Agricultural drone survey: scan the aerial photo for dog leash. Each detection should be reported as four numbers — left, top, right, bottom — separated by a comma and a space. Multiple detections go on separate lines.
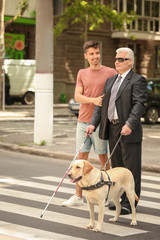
102, 134, 122, 171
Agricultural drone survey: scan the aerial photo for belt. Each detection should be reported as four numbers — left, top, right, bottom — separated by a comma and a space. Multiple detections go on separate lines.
110, 119, 119, 125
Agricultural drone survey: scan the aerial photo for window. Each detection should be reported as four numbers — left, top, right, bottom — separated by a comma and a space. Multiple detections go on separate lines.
138, 19, 142, 31
144, 0, 150, 16
155, 21, 159, 32
152, 1, 159, 17
150, 21, 154, 31
144, 0, 160, 17
147, 81, 160, 95
136, 0, 142, 15
144, 20, 148, 31
120, 0, 123, 12
155, 46, 160, 69
111, 0, 160, 33
53, 0, 63, 16
127, 0, 134, 13
112, 0, 118, 10
112, 0, 160, 17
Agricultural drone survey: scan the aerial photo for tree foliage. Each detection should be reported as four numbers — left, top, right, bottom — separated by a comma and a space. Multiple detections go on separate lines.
5, 0, 29, 28
54, 0, 136, 40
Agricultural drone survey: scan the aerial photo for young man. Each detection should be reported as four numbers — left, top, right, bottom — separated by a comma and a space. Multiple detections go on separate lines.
62, 40, 117, 206
86, 47, 148, 214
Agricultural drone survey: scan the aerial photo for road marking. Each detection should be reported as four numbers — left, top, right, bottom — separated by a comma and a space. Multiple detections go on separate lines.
34, 174, 160, 183
0, 202, 147, 237
138, 199, 160, 210
0, 174, 159, 239
0, 221, 86, 240
141, 190, 160, 199
0, 178, 75, 195
141, 175, 160, 182
0, 188, 159, 225
32, 175, 160, 190
1, 177, 160, 200
141, 181, 160, 190
32, 176, 72, 184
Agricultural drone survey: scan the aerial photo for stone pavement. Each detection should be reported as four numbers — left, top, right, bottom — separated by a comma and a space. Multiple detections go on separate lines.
0, 104, 160, 173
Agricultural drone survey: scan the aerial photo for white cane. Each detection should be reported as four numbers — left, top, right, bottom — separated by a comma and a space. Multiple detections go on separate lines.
40, 136, 89, 218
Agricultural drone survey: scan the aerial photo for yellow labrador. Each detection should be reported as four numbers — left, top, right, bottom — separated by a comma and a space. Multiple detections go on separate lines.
68, 160, 138, 232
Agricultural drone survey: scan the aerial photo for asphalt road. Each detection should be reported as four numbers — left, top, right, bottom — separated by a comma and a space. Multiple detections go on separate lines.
0, 150, 159, 240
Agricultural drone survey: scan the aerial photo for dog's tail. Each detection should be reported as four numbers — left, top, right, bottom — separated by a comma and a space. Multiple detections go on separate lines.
135, 193, 139, 202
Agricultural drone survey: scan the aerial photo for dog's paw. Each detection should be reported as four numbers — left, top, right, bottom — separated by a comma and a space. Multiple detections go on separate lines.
86, 224, 94, 229
93, 227, 101, 232
109, 217, 118, 223
130, 220, 137, 226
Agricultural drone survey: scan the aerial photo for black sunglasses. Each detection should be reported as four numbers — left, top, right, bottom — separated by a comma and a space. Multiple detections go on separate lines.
115, 58, 130, 62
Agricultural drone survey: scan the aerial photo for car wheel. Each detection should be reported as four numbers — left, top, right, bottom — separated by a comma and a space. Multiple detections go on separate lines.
144, 107, 159, 124
22, 92, 34, 105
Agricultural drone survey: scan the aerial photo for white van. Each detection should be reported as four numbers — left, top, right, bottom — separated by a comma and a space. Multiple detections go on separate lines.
3, 59, 36, 105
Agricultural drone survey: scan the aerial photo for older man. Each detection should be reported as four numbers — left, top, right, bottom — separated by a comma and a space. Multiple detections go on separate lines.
86, 47, 148, 214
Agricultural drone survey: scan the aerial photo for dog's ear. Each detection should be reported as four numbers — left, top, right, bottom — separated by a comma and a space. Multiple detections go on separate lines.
83, 161, 94, 175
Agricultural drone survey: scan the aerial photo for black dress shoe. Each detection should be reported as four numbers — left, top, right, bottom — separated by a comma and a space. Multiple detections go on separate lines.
120, 207, 131, 215
108, 202, 116, 210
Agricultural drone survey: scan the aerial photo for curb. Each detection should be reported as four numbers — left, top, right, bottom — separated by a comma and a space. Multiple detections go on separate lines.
0, 113, 73, 119
0, 142, 99, 164
0, 142, 160, 173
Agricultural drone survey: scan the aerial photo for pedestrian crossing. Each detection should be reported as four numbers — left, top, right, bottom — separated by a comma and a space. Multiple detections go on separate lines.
0, 174, 160, 240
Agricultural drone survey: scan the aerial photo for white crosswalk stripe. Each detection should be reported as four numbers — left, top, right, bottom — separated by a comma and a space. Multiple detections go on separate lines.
0, 174, 159, 240
0, 188, 159, 225
0, 221, 86, 240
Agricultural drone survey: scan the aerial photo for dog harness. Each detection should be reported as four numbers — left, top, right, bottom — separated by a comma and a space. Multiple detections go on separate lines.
81, 171, 116, 201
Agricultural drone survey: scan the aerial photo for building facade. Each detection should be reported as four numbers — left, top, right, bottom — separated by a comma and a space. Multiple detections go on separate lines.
4, 0, 160, 103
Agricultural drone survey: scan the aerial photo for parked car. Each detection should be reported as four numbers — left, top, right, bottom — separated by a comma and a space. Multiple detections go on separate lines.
68, 98, 79, 117
68, 78, 160, 124
143, 78, 160, 124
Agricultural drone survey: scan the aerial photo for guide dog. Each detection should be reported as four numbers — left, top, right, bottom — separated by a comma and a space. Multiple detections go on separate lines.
68, 160, 138, 232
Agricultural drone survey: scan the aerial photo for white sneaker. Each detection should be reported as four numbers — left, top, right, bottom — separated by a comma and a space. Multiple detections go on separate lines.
62, 195, 84, 207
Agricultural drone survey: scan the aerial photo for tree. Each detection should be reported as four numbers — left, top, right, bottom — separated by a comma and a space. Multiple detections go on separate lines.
5, 0, 28, 28
0, 0, 29, 108
54, 0, 136, 43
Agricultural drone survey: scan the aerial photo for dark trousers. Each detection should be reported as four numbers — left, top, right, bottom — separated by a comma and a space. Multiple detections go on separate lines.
108, 122, 141, 208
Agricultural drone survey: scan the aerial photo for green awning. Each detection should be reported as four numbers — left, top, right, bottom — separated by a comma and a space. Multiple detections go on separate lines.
4, 16, 36, 25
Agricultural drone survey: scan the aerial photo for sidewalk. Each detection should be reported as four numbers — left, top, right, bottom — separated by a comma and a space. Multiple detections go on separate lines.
0, 104, 160, 173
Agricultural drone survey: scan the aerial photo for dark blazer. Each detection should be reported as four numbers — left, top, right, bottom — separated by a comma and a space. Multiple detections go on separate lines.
90, 70, 148, 143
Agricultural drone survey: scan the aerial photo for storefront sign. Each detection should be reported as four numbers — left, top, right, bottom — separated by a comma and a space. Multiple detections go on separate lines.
5, 33, 25, 59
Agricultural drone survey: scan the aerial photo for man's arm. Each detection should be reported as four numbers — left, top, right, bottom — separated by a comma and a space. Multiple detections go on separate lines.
86, 104, 102, 137
74, 86, 104, 106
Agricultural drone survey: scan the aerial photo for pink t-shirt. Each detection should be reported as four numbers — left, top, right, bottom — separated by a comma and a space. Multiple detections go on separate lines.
76, 65, 117, 123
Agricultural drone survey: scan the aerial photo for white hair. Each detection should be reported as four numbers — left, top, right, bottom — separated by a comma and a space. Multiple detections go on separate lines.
116, 47, 134, 67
